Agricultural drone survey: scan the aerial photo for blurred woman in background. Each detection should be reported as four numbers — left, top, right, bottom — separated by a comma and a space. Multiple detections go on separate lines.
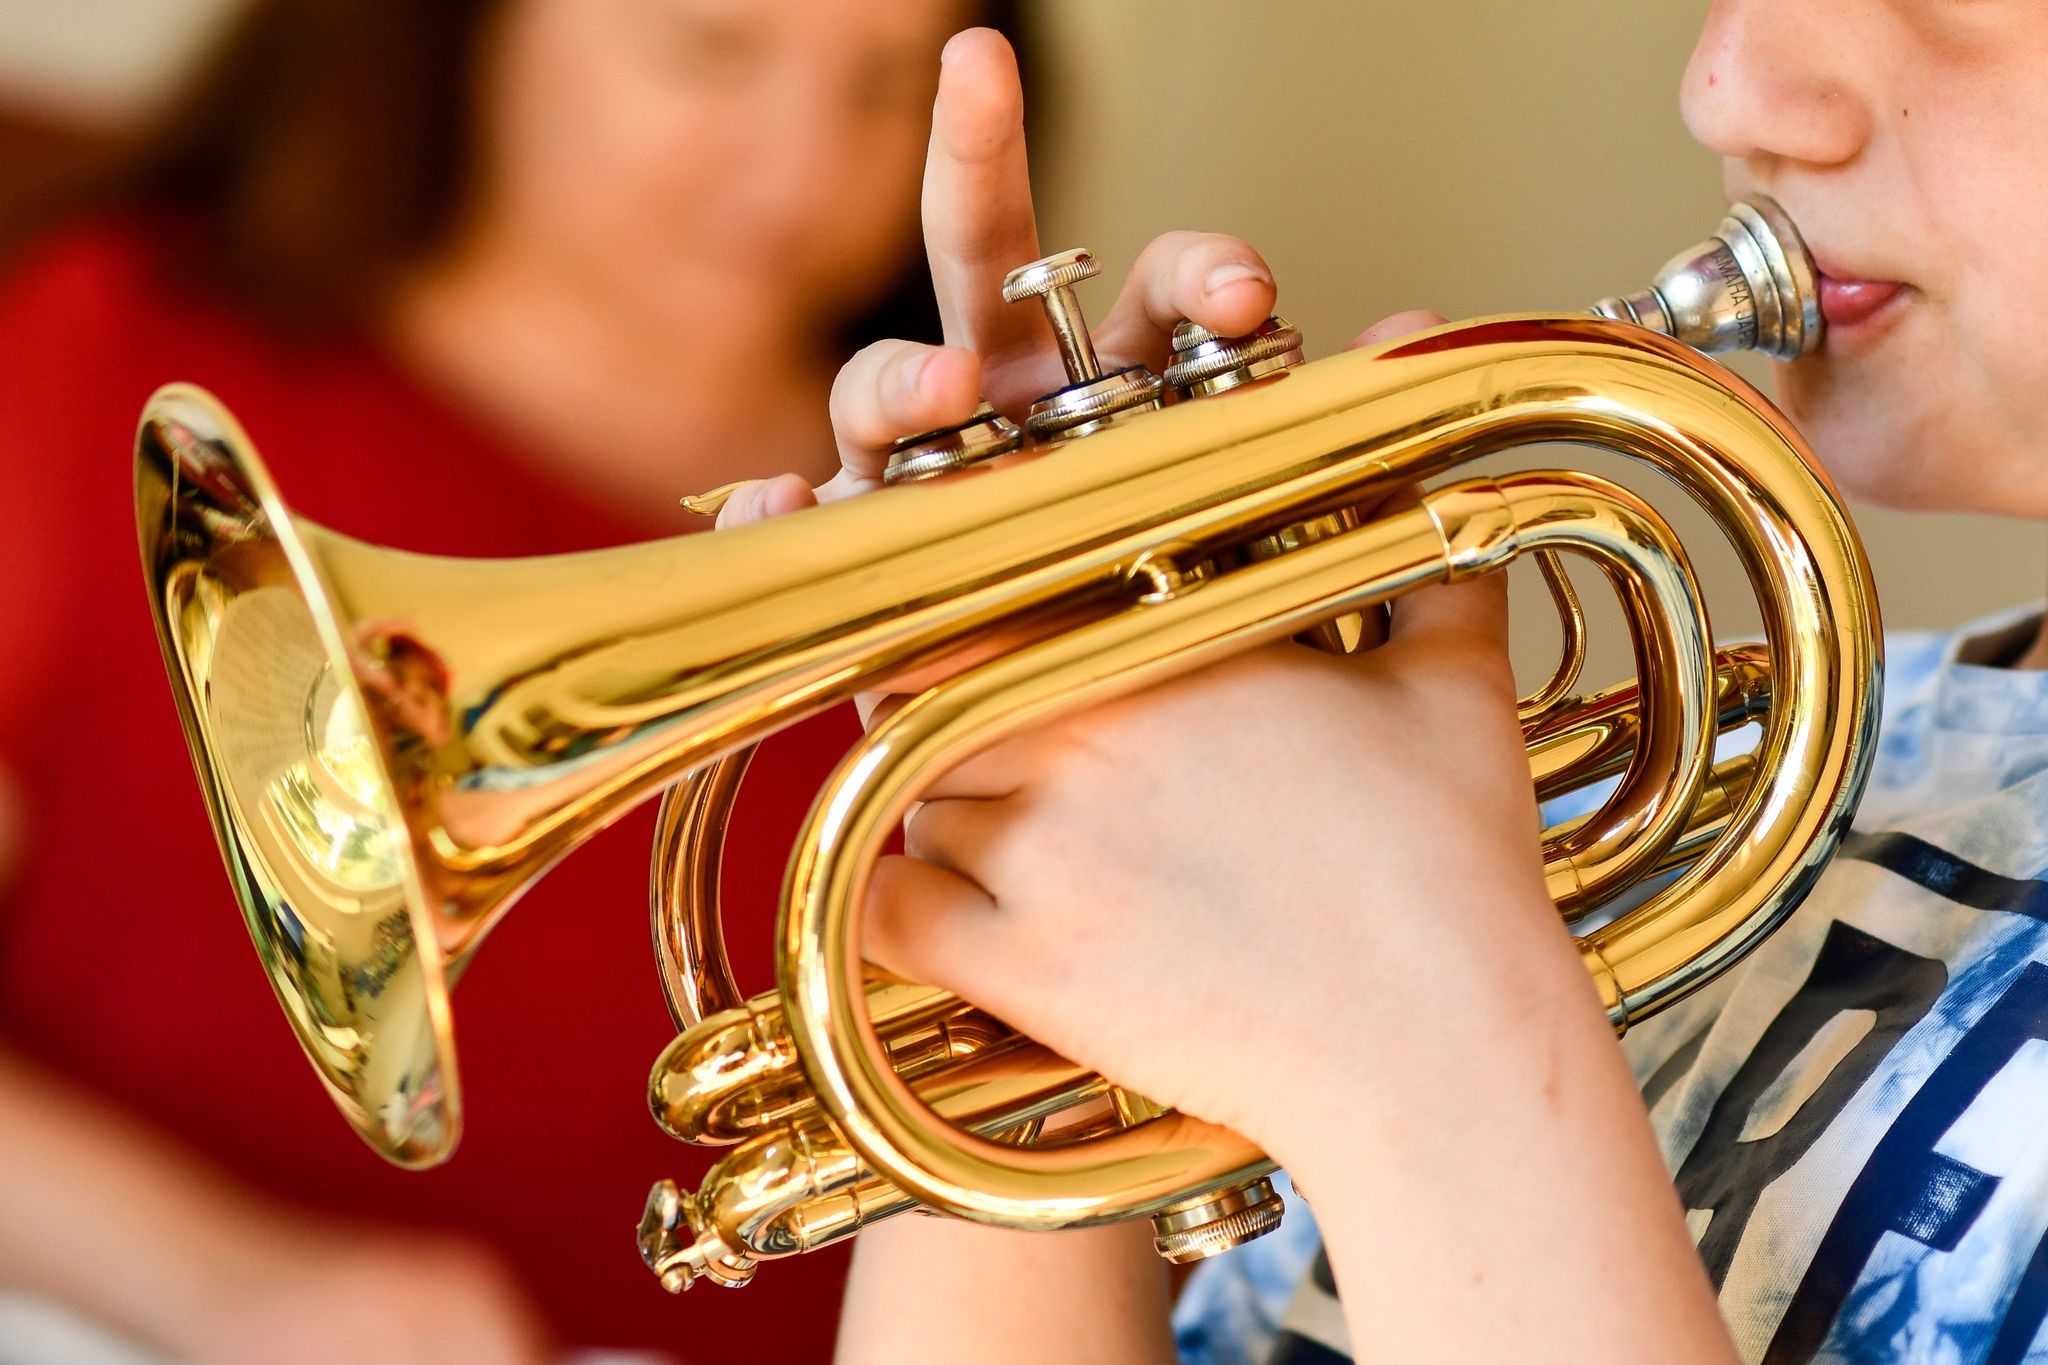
0, 0, 1018, 1359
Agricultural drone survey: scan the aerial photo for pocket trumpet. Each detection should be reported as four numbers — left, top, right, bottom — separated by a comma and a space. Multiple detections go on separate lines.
135, 197, 1878, 1292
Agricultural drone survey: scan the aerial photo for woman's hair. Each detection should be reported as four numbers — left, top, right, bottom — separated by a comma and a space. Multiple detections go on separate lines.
117, 0, 491, 331
32, 0, 1029, 340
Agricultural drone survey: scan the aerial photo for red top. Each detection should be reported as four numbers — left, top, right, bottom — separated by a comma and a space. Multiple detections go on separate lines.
0, 220, 853, 1357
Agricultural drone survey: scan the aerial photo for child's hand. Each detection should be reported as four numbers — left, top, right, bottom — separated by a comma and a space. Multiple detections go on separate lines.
863, 577, 1580, 1172
708, 26, 1276, 529
702, 27, 1583, 1185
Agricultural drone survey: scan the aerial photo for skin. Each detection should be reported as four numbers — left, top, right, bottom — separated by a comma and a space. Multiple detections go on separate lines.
389, 0, 970, 515
1681, 0, 2048, 665
0, 1, 965, 1359
1686, 0, 2048, 530
723, 5, 2048, 1358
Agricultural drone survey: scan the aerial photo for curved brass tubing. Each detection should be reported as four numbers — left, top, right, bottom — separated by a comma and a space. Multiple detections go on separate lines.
1527, 643, 1772, 800
650, 977, 1006, 1146
641, 1036, 1108, 1290
650, 749, 754, 1029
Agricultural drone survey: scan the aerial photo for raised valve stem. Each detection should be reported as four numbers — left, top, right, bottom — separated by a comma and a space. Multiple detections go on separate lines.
1003, 248, 1105, 383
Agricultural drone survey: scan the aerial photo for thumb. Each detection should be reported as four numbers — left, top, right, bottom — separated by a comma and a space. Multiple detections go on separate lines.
711, 472, 817, 530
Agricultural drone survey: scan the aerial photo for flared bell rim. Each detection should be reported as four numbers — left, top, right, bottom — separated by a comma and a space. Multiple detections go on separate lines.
133, 382, 461, 1168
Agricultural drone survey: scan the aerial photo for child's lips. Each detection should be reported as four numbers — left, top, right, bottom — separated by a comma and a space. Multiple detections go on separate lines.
1817, 273, 1906, 333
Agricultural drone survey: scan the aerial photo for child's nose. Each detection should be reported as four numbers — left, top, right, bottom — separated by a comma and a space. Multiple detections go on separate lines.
1681, 0, 1872, 170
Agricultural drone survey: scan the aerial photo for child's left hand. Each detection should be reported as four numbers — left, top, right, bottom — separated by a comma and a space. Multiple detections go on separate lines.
703, 25, 1603, 1178
857, 575, 1584, 1172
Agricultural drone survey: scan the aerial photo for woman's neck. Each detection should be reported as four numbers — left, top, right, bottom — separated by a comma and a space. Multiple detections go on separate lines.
383, 231, 840, 525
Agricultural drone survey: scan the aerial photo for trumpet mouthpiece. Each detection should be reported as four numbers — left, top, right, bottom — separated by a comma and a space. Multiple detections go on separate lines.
1592, 196, 1822, 361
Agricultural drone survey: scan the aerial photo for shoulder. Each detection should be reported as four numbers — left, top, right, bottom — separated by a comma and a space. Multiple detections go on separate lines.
1881, 626, 1958, 704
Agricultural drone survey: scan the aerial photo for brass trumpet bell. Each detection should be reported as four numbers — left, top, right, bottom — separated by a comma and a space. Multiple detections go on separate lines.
136, 394, 460, 1166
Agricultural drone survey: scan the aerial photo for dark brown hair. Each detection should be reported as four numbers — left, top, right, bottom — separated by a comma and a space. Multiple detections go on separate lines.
28, 0, 1029, 342
107, 0, 494, 332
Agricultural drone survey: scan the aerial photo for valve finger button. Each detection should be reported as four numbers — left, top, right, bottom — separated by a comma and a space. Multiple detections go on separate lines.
1000, 246, 1102, 301
1165, 316, 1306, 396
1026, 366, 1165, 443
1003, 248, 1106, 386
883, 403, 1023, 486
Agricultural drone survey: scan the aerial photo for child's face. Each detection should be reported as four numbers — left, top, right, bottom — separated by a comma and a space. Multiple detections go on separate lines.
1683, 0, 2048, 516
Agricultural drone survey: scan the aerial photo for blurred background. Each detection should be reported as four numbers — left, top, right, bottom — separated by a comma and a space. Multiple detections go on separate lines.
0, 3, 2035, 1363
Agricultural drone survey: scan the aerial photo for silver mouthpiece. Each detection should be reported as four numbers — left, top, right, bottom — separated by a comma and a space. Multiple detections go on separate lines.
1592, 196, 1822, 361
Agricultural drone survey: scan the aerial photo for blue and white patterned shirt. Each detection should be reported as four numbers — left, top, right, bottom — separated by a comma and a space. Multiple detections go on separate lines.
1176, 607, 2048, 1364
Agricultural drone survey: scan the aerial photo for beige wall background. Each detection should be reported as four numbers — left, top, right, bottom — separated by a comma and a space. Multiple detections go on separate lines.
1, 0, 2038, 678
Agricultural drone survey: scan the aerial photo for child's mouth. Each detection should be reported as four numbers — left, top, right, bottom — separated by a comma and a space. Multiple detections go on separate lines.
1816, 273, 1906, 333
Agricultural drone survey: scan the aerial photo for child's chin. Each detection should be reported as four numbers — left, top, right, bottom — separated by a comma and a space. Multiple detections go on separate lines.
1772, 399, 1919, 508
1773, 366, 1923, 504
1776, 345, 2045, 516
1801, 424, 1985, 513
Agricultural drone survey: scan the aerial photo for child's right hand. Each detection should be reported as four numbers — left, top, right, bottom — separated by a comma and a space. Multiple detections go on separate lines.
746, 28, 1733, 1365
705, 11, 1575, 1179
705, 26, 1279, 529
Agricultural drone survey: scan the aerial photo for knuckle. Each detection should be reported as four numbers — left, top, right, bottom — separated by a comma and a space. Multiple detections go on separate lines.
832, 341, 922, 439
1134, 227, 1206, 264
903, 800, 960, 864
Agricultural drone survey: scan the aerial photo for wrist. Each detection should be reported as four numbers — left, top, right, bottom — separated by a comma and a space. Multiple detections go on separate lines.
1257, 901, 1616, 1179
1262, 973, 1733, 1364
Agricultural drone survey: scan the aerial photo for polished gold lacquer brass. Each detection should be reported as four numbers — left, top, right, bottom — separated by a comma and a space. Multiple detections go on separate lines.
136, 197, 1879, 1293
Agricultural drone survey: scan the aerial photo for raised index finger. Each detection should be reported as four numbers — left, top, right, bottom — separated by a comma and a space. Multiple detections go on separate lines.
923, 29, 1043, 359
